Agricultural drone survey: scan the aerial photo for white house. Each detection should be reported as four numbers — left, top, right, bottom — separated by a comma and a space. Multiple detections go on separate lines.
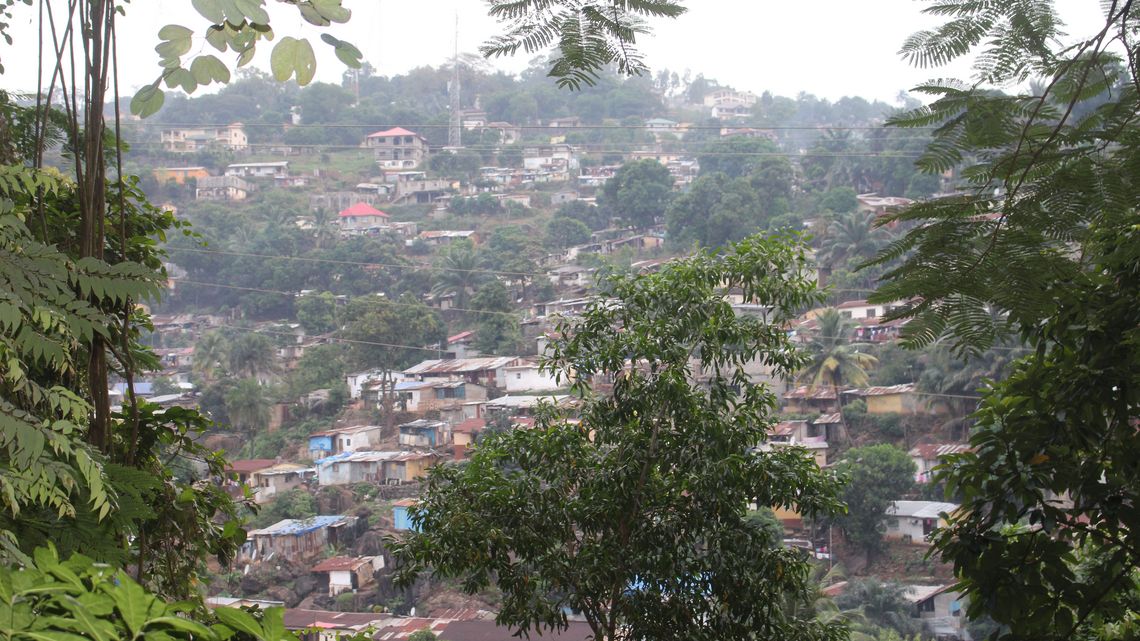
503, 362, 563, 393
909, 443, 972, 483
884, 501, 959, 543
225, 161, 290, 179
307, 424, 384, 459
905, 585, 967, 639
310, 556, 383, 597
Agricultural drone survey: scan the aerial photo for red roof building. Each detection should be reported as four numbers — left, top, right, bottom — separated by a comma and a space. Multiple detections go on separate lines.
338, 202, 388, 219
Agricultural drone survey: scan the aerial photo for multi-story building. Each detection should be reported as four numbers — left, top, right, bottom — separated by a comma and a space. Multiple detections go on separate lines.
160, 123, 247, 152
364, 127, 428, 169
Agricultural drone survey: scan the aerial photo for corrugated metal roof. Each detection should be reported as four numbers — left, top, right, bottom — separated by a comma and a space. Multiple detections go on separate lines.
783, 386, 841, 400
484, 394, 571, 409
310, 555, 374, 572
886, 500, 959, 519
909, 443, 971, 460
404, 357, 519, 375
855, 383, 917, 396
315, 450, 435, 466
309, 424, 382, 437
227, 459, 276, 474
903, 584, 953, 604
249, 515, 352, 537
813, 413, 843, 424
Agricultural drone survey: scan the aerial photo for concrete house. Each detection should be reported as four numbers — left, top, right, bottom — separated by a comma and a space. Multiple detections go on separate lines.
905, 585, 967, 639
452, 418, 485, 447
503, 362, 563, 393
161, 123, 247, 152
393, 379, 484, 413
315, 450, 440, 485
757, 437, 829, 468
308, 424, 384, 460
248, 463, 315, 504
226, 161, 289, 179
226, 459, 276, 486
337, 202, 389, 232
884, 501, 959, 544
240, 515, 359, 563
195, 175, 252, 201
364, 127, 428, 169
398, 419, 451, 449
909, 443, 972, 483
311, 556, 383, 597
418, 230, 479, 246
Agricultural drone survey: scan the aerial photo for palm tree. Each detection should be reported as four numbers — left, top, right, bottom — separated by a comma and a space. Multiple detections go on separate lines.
800, 309, 878, 392
817, 211, 885, 270
918, 338, 1027, 438
224, 377, 271, 448
192, 330, 229, 384
226, 333, 277, 381
430, 240, 485, 311
798, 309, 878, 441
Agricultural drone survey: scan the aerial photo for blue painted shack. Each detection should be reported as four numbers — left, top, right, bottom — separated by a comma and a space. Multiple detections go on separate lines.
392, 499, 418, 531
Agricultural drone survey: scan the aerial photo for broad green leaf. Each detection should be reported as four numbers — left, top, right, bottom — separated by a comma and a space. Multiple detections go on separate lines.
259, 607, 289, 641
298, 3, 327, 26
205, 25, 229, 52
147, 616, 216, 638
294, 38, 316, 85
190, 55, 231, 84
214, 607, 265, 639
156, 24, 192, 41
163, 68, 198, 94
192, 0, 225, 23
130, 83, 165, 118
233, 0, 269, 25
311, 0, 350, 23
106, 573, 153, 637
269, 37, 297, 82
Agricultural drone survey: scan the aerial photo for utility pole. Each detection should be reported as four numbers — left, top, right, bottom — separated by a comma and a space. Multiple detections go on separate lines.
447, 12, 462, 148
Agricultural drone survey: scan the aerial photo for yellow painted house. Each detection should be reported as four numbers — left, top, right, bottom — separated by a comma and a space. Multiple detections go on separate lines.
153, 166, 210, 184
852, 383, 922, 415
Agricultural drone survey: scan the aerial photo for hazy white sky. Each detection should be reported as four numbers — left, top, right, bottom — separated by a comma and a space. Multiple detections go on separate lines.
0, 0, 1110, 103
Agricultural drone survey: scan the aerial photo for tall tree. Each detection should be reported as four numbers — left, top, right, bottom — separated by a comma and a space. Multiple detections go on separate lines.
390, 234, 845, 641
833, 445, 916, 558
601, 159, 674, 229
868, 1, 1140, 638
224, 378, 271, 441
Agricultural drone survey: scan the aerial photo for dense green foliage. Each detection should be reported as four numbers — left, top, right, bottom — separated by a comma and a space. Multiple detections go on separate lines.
391, 234, 846, 641
833, 445, 915, 557
600, 159, 674, 229
866, 1, 1140, 638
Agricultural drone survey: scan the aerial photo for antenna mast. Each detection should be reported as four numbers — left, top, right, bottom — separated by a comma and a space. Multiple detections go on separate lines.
448, 12, 462, 148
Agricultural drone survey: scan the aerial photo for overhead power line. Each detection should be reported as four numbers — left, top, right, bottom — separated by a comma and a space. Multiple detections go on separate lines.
126, 140, 927, 157
119, 121, 938, 132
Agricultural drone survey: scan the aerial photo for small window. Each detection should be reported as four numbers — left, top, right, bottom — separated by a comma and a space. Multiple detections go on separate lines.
840, 311, 852, 319
887, 518, 899, 529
